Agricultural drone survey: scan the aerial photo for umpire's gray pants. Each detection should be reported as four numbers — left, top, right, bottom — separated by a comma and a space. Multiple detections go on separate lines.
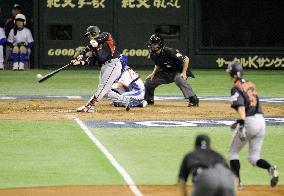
144, 71, 195, 101
192, 164, 236, 196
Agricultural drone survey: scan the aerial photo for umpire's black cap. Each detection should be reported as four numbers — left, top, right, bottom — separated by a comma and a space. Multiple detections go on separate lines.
195, 134, 210, 149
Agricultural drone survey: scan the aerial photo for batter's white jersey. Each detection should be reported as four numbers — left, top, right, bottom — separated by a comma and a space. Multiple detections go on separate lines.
7, 27, 34, 45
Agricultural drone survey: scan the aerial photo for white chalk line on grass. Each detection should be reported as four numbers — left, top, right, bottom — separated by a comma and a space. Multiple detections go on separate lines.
74, 118, 143, 196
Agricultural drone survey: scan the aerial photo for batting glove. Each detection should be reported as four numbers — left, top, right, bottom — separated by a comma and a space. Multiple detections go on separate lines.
90, 39, 98, 48
76, 54, 84, 61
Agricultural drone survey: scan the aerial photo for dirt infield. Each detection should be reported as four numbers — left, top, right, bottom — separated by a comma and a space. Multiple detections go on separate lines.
0, 185, 283, 196
1, 99, 283, 120
0, 99, 283, 195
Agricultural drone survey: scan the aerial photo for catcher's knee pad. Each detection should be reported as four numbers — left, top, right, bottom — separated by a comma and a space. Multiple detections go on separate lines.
248, 156, 258, 166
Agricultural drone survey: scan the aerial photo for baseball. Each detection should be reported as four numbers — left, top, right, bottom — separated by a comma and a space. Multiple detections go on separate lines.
36, 74, 43, 79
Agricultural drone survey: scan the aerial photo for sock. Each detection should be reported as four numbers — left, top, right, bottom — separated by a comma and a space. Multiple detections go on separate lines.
19, 53, 26, 62
11, 52, 18, 62
256, 159, 271, 170
230, 159, 241, 183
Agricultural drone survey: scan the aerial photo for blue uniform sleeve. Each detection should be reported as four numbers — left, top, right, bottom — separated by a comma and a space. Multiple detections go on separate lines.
0, 38, 5, 45
230, 87, 245, 110
27, 42, 33, 49
7, 41, 13, 48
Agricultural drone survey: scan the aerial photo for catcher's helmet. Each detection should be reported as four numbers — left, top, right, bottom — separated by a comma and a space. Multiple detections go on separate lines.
84, 26, 101, 37
148, 34, 164, 49
119, 54, 128, 67
226, 60, 243, 79
195, 134, 210, 149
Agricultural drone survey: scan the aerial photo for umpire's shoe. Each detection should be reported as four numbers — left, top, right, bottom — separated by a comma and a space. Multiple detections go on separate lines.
269, 165, 279, 187
146, 100, 154, 105
188, 95, 199, 107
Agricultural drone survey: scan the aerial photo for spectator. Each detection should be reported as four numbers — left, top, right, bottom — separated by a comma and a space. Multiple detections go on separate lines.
178, 134, 236, 196
7, 14, 33, 70
0, 26, 5, 69
5, 4, 22, 37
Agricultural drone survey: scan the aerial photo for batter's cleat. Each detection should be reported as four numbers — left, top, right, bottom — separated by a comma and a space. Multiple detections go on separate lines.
269, 165, 279, 187
188, 95, 199, 107
76, 105, 94, 113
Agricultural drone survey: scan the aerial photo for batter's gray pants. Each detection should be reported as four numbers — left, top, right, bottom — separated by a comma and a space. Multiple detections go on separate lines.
192, 164, 236, 196
144, 71, 195, 101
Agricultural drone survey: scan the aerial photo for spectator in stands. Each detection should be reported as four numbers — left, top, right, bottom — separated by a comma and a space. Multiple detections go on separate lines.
7, 14, 33, 70
5, 4, 22, 37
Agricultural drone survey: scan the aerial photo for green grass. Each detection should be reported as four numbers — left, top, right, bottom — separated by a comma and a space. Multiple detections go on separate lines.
0, 69, 283, 96
0, 120, 125, 188
92, 126, 284, 185
0, 69, 283, 189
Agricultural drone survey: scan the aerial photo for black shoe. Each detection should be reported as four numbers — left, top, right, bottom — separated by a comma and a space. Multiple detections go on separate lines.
146, 100, 154, 105
188, 95, 199, 107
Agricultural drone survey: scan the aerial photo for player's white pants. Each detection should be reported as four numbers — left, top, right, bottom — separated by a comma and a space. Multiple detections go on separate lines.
0, 45, 4, 67
229, 114, 265, 165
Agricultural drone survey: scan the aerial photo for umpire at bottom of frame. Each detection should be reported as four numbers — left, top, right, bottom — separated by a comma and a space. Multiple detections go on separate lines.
178, 134, 237, 196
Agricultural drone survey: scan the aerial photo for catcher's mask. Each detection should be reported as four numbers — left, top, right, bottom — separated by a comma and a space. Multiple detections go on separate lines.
147, 34, 164, 52
84, 26, 101, 37
195, 134, 210, 149
226, 60, 243, 79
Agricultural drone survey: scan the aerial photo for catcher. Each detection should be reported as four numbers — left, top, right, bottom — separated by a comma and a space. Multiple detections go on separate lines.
227, 61, 279, 189
110, 54, 147, 108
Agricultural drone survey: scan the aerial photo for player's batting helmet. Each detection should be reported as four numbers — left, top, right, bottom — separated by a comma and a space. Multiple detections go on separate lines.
84, 26, 101, 37
148, 34, 164, 49
226, 60, 243, 79
15, 14, 26, 25
195, 134, 210, 149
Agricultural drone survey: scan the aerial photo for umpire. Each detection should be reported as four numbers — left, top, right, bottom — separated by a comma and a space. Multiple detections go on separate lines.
178, 134, 236, 196
144, 34, 199, 107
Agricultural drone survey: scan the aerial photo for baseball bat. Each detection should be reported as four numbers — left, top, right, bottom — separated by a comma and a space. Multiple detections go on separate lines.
38, 63, 72, 83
